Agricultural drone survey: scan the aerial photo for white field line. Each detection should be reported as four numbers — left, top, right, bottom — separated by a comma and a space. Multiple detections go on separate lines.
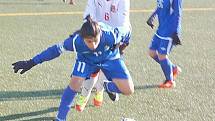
0, 8, 215, 17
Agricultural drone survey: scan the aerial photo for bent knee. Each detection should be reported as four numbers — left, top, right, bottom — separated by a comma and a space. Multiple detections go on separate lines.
69, 76, 84, 92
122, 88, 134, 95
158, 53, 168, 60
113, 78, 134, 96
121, 84, 134, 95
148, 50, 156, 58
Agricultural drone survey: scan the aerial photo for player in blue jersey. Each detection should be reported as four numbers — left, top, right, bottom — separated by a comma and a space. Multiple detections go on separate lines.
12, 16, 134, 121
75, 0, 132, 112
146, 0, 182, 88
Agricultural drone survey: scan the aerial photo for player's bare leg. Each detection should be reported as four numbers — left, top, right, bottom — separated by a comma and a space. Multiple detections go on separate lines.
104, 76, 134, 97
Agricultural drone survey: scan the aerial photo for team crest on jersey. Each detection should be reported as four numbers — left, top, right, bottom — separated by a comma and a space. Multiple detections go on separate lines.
104, 45, 110, 50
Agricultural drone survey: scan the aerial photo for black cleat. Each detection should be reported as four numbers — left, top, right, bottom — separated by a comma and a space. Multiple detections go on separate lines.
104, 82, 119, 101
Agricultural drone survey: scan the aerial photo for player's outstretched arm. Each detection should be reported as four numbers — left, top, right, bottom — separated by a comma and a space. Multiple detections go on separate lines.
12, 34, 77, 74
11, 44, 61, 74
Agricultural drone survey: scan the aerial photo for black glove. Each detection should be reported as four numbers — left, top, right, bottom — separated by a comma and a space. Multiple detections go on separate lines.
12, 59, 36, 74
146, 17, 154, 29
172, 32, 182, 45
119, 43, 128, 55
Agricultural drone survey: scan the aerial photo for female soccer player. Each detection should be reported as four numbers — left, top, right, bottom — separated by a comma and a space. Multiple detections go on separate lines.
12, 16, 134, 121
146, 0, 182, 88
75, 0, 132, 112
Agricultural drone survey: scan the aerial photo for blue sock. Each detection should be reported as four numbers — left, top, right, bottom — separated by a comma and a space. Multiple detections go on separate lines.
160, 59, 173, 81
172, 63, 176, 70
57, 86, 77, 120
153, 55, 176, 69
105, 82, 121, 93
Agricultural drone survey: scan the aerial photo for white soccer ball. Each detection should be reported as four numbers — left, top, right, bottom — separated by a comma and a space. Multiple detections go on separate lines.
121, 118, 136, 121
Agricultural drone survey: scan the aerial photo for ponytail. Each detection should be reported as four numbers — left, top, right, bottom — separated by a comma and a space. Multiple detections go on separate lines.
80, 15, 100, 38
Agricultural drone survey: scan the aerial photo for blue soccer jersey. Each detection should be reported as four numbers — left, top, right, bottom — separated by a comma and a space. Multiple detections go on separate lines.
155, 0, 182, 37
32, 23, 125, 65
32, 23, 131, 79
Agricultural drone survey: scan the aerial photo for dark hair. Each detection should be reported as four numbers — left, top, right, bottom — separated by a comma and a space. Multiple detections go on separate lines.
80, 15, 100, 38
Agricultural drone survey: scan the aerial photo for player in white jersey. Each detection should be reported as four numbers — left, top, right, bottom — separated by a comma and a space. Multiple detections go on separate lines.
75, 0, 132, 112
83, 0, 130, 28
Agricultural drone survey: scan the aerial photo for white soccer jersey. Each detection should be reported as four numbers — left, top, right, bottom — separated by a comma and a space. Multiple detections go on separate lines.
83, 0, 131, 28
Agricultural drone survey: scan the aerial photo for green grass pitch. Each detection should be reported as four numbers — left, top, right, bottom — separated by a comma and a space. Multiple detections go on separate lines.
0, 0, 215, 120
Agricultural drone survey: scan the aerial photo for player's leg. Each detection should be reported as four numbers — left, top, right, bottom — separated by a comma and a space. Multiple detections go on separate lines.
56, 76, 85, 121
102, 59, 134, 95
157, 38, 176, 88
55, 60, 95, 120
149, 35, 181, 83
102, 29, 133, 100
149, 35, 161, 63
93, 71, 105, 106
75, 71, 99, 111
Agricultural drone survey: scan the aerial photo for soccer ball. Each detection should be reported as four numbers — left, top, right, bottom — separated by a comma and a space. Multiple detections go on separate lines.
121, 118, 136, 121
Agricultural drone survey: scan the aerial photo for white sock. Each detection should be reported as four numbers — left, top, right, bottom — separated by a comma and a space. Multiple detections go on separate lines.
81, 74, 99, 97
94, 71, 106, 92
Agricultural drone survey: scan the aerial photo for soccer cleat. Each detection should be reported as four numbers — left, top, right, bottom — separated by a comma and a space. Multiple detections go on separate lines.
93, 91, 104, 107
62, 0, 67, 3
173, 66, 182, 80
75, 94, 88, 112
107, 91, 119, 101
104, 82, 119, 101
159, 80, 176, 88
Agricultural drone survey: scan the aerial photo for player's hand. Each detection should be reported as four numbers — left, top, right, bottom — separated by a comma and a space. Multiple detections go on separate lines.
146, 17, 154, 29
119, 43, 128, 55
12, 59, 36, 74
172, 32, 182, 45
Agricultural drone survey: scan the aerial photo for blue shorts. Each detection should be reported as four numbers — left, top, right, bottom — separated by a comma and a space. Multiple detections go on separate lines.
72, 58, 131, 80
149, 34, 173, 55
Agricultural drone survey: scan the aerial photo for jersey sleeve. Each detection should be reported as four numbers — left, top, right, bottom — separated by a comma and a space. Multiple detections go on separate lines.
32, 32, 79, 64
83, 0, 96, 21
